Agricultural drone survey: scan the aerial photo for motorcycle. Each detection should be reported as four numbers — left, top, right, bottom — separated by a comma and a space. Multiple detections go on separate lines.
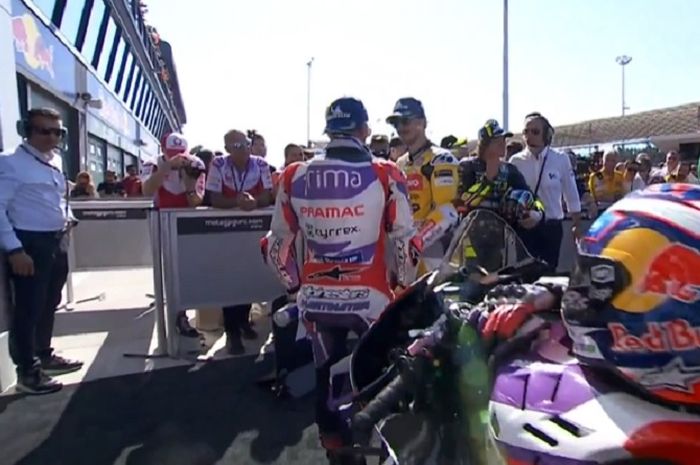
346, 209, 700, 465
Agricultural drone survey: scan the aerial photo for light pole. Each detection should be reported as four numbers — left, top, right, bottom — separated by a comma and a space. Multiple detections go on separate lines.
306, 57, 314, 147
615, 55, 632, 116
502, 0, 509, 130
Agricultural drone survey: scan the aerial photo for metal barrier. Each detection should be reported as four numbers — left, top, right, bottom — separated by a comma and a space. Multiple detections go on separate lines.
154, 208, 285, 357
558, 218, 594, 273
70, 200, 154, 271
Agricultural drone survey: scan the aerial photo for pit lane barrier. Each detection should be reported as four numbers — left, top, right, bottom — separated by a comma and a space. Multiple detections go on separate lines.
66, 200, 154, 309
557, 217, 593, 273
153, 207, 285, 357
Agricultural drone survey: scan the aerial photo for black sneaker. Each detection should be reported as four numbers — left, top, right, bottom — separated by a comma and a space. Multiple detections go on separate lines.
227, 334, 245, 355
16, 371, 62, 395
41, 355, 83, 376
176, 312, 200, 338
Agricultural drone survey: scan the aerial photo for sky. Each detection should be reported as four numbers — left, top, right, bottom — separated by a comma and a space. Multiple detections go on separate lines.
145, 0, 700, 168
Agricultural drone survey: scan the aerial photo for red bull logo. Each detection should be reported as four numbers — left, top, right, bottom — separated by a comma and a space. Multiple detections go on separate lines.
640, 244, 700, 304
12, 13, 54, 79
610, 320, 700, 353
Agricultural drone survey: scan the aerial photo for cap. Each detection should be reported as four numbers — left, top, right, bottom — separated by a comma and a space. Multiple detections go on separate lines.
386, 97, 426, 124
440, 135, 458, 149
324, 97, 369, 135
162, 132, 189, 158
478, 119, 513, 141
371, 134, 389, 144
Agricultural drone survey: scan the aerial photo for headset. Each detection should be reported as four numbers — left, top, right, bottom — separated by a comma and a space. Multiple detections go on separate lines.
525, 112, 554, 146
16, 112, 68, 150
16, 118, 32, 138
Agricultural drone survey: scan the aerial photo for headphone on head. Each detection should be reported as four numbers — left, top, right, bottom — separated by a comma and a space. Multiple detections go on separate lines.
525, 112, 554, 146
16, 118, 33, 138
16, 112, 68, 150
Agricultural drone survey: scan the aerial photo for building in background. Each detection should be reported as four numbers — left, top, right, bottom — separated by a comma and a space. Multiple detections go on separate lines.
553, 102, 700, 161
2, 0, 185, 182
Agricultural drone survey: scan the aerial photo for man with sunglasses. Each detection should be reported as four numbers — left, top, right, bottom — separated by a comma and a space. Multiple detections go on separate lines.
387, 97, 460, 274
206, 129, 274, 354
509, 113, 582, 272
0, 108, 83, 394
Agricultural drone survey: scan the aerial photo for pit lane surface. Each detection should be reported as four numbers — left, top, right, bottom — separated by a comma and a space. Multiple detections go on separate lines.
0, 354, 328, 465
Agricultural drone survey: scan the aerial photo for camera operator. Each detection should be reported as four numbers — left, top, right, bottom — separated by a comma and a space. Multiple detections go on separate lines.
141, 133, 205, 338
141, 133, 206, 209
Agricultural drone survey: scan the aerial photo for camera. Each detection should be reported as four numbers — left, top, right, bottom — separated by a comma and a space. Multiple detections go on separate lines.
183, 165, 205, 178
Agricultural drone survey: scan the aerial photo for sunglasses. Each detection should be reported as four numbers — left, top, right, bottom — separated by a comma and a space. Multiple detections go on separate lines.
522, 128, 541, 136
34, 126, 67, 137
391, 117, 415, 127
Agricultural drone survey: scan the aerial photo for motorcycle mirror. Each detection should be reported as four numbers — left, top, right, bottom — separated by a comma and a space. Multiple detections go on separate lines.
479, 273, 501, 285
459, 263, 489, 277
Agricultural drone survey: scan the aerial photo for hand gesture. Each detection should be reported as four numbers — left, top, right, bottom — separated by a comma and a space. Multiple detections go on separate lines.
237, 192, 257, 211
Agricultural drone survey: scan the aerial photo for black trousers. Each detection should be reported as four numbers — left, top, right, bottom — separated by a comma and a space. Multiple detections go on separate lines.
222, 304, 252, 335
519, 219, 564, 272
9, 230, 69, 375
314, 326, 351, 440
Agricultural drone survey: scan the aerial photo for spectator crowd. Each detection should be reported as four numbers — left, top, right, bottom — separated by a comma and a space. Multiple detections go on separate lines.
2, 101, 699, 396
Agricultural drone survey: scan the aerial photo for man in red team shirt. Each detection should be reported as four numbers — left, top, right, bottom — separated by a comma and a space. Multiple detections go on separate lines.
141, 132, 206, 337
141, 132, 205, 209
206, 129, 274, 354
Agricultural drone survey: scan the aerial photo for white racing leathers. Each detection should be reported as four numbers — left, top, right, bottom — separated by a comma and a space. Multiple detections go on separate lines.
261, 137, 419, 445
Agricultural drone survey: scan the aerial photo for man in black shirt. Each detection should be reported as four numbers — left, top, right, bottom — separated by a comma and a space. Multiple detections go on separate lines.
96, 170, 125, 198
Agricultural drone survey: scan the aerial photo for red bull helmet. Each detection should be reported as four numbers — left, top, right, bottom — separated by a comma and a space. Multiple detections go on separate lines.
562, 183, 700, 406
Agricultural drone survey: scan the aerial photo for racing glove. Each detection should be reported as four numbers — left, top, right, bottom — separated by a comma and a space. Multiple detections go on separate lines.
468, 283, 561, 347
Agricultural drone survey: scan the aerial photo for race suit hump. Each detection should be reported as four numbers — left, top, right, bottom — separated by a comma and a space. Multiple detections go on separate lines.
264, 136, 418, 323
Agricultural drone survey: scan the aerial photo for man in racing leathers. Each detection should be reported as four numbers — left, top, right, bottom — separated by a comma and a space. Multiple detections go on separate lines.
262, 97, 419, 461
387, 97, 460, 274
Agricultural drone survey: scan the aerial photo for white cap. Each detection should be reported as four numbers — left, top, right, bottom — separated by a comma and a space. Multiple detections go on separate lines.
162, 132, 188, 156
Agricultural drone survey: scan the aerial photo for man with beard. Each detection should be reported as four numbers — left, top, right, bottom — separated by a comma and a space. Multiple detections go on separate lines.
387, 97, 460, 274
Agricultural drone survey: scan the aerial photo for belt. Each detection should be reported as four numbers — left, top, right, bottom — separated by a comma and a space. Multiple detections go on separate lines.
15, 229, 66, 239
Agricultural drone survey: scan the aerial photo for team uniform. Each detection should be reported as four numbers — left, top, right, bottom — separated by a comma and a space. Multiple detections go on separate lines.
396, 144, 460, 273
205, 154, 273, 196
140, 154, 205, 208
262, 135, 418, 449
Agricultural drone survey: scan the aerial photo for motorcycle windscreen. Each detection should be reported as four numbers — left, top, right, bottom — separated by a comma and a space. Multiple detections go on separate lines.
442, 209, 534, 276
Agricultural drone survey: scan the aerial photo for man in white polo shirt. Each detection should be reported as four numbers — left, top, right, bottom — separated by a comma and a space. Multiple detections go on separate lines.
509, 112, 582, 271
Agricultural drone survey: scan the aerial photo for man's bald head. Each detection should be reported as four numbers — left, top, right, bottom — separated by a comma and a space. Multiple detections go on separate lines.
223, 129, 251, 159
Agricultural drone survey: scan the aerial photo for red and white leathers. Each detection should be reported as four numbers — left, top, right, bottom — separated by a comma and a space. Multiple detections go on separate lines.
263, 139, 419, 326
261, 137, 420, 446
205, 154, 273, 197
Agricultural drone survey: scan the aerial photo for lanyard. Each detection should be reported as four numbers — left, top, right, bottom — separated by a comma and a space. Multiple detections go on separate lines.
229, 158, 251, 193
532, 148, 549, 198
